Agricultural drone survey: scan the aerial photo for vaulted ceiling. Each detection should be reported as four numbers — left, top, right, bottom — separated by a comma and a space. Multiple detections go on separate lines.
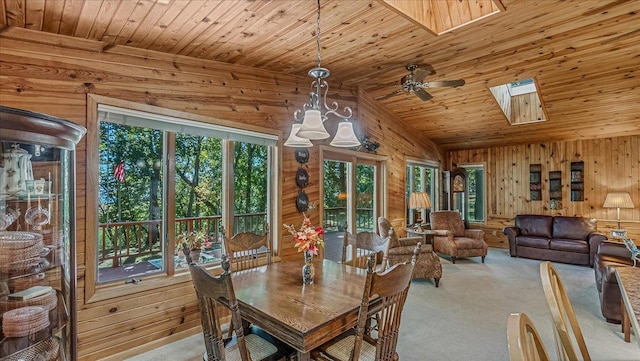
1, 0, 638, 150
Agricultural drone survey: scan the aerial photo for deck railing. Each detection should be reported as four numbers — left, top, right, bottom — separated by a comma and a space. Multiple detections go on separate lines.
323, 207, 374, 231
98, 212, 267, 268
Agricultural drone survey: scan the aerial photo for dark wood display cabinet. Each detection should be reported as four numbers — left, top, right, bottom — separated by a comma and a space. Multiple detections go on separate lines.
0, 106, 86, 361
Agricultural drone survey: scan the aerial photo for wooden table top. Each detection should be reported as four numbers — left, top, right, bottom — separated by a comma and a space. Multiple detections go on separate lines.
615, 266, 640, 348
232, 258, 368, 355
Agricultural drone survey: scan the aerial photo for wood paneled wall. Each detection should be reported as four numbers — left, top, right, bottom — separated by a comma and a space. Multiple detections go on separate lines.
448, 136, 640, 247
0, 28, 442, 359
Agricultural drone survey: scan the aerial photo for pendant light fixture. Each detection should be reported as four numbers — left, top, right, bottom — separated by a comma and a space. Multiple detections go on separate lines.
284, 0, 361, 148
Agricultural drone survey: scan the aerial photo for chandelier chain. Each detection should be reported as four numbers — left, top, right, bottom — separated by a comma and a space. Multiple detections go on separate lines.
316, 0, 322, 69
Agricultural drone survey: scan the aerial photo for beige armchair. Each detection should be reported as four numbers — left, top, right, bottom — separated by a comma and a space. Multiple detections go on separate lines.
378, 217, 442, 287
430, 211, 487, 264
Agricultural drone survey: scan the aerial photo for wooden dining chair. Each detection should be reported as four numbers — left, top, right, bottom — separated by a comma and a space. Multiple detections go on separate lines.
342, 223, 389, 270
224, 223, 271, 271
507, 312, 551, 361
313, 243, 421, 361
539, 261, 591, 361
185, 245, 290, 361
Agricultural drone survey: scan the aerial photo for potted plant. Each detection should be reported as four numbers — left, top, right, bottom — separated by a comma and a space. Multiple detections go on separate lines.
176, 230, 211, 263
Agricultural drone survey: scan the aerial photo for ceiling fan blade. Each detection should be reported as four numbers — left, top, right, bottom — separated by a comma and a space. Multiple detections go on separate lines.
413, 69, 429, 83
422, 79, 465, 88
377, 89, 405, 100
414, 88, 433, 101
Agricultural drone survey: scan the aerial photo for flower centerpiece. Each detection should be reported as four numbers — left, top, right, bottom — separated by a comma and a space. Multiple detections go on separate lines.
284, 214, 324, 285
176, 230, 211, 263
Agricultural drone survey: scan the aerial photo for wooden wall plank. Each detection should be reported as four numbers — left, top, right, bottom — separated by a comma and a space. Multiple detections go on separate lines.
449, 135, 640, 248
0, 30, 442, 360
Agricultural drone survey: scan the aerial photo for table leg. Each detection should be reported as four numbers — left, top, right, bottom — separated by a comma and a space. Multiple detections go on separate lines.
297, 351, 311, 361
622, 297, 631, 343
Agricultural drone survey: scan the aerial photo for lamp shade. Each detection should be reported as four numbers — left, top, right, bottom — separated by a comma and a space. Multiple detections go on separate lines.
603, 192, 635, 209
409, 192, 432, 210
330, 121, 361, 147
284, 124, 313, 147
297, 109, 330, 140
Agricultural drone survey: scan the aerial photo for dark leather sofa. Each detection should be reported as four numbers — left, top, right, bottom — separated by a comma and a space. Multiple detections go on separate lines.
594, 241, 633, 323
503, 215, 607, 266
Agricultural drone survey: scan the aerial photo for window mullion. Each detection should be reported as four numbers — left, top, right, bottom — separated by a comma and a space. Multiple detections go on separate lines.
222, 140, 234, 236
166, 132, 176, 275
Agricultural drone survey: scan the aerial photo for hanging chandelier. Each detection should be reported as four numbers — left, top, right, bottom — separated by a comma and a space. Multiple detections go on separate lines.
284, 0, 361, 148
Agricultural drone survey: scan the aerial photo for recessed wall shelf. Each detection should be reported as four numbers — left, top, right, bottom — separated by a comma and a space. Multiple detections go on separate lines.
570, 161, 584, 202
529, 164, 542, 201
549, 171, 562, 209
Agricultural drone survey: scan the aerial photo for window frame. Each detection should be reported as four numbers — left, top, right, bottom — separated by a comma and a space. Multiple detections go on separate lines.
85, 94, 282, 304
458, 162, 486, 225
405, 159, 440, 226
319, 146, 387, 237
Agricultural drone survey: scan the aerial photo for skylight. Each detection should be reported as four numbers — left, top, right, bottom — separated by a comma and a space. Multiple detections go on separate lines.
489, 78, 547, 125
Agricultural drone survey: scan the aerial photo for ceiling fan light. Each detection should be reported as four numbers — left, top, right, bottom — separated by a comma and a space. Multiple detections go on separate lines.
330, 121, 361, 148
284, 123, 313, 147
297, 109, 330, 140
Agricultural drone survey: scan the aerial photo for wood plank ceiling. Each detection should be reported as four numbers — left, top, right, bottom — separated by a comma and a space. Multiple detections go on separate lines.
0, 0, 638, 150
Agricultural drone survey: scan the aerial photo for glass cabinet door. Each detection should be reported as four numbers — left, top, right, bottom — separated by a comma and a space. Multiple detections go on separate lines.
0, 106, 85, 361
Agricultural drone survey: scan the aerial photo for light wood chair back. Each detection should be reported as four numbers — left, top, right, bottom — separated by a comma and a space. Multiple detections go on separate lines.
342, 223, 389, 270
224, 223, 271, 271
507, 312, 551, 361
539, 261, 591, 361
315, 243, 421, 361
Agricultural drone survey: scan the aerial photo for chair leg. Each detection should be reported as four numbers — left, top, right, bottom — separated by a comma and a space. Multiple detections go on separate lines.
451, 256, 456, 264
482, 255, 486, 263
434, 278, 440, 287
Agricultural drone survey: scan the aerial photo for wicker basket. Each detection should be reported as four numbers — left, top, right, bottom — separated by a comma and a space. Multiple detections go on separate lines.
2, 306, 50, 338
0, 336, 60, 361
0, 288, 57, 312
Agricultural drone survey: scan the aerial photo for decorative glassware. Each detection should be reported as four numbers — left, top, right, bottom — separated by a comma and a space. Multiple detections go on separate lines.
302, 251, 315, 285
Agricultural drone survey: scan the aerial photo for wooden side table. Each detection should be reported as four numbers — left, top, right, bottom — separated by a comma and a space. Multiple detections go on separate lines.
407, 229, 435, 245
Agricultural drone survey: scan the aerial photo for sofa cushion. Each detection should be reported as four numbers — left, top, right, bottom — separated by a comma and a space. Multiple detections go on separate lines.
552, 216, 596, 240
515, 215, 553, 238
516, 236, 549, 249
550, 238, 588, 253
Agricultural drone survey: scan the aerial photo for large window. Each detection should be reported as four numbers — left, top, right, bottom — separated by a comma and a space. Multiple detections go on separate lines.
95, 104, 276, 284
320, 148, 386, 263
461, 164, 485, 223
406, 161, 438, 225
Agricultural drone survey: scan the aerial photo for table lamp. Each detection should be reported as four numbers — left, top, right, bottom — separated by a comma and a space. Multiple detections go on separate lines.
409, 192, 431, 228
603, 192, 635, 230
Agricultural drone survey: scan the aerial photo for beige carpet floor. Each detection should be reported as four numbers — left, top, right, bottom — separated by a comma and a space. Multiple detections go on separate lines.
125, 248, 640, 361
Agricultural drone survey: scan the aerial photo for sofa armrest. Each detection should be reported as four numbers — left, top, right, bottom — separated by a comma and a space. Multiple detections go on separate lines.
464, 229, 485, 240
597, 240, 631, 258
503, 226, 520, 257
432, 230, 451, 237
397, 236, 422, 247
588, 233, 608, 267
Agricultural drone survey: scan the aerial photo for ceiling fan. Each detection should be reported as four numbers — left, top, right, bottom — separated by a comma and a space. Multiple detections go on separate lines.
378, 64, 465, 101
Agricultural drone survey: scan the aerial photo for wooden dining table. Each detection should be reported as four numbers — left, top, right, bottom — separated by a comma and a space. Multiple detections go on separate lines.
231, 258, 369, 361
615, 266, 640, 348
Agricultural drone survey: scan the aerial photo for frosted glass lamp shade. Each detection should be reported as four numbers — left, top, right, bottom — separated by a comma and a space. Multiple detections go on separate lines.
297, 110, 329, 140
284, 124, 313, 147
330, 121, 361, 147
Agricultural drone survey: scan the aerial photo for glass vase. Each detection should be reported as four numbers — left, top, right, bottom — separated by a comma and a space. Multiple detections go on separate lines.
302, 251, 315, 285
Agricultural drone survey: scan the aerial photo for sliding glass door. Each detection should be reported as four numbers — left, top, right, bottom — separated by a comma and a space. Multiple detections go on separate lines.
320, 148, 385, 262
